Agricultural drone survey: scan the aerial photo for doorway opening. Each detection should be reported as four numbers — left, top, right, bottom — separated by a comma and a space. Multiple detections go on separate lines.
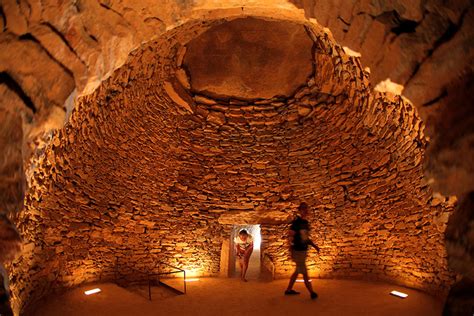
230, 224, 261, 280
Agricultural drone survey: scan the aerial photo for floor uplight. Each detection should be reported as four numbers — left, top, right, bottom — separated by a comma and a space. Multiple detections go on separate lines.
390, 290, 408, 298
296, 279, 312, 283
185, 278, 200, 282
84, 288, 101, 295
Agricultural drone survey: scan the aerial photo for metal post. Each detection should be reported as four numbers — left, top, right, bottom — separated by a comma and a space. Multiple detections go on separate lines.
114, 257, 118, 284
148, 273, 152, 301
183, 270, 187, 294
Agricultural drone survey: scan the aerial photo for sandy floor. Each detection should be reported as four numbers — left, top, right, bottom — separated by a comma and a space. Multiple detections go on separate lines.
32, 278, 443, 316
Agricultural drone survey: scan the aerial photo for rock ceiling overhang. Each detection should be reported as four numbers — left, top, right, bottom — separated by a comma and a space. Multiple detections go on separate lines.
182, 17, 314, 100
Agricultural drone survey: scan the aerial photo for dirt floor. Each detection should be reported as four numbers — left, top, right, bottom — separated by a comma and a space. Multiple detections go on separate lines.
31, 278, 444, 316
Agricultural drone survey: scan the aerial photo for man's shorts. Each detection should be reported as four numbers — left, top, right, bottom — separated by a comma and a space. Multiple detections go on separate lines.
291, 250, 308, 274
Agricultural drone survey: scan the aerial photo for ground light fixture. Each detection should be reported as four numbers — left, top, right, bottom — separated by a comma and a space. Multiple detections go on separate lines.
296, 279, 312, 283
185, 278, 200, 282
84, 288, 102, 295
390, 290, 408, 298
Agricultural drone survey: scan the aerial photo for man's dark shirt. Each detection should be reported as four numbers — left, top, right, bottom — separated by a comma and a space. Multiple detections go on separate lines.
290, 216, 310, 251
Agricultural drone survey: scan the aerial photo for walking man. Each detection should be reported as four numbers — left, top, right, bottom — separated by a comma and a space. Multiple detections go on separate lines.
285, 202, 320, 299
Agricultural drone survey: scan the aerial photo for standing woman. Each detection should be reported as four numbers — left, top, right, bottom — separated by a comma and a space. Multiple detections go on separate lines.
234, 229, 254, 282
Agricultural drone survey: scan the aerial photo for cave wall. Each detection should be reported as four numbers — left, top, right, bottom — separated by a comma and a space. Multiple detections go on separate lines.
0, 0, 472, 314
1, 0, 471, 256
288, 1, 472, 307
183, 17, 314, 99
4, 15, 459, 313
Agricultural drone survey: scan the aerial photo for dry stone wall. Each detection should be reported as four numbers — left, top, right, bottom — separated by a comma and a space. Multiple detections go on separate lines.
6, 19, 232, 313
256, 34, 457, 294
1, 6, 472, 313
6, 14, 457, 314
1, 0, 472, 251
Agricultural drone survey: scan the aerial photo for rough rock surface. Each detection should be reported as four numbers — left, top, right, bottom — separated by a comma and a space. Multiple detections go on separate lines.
5, 16, 458, 314
443, 191, 474, 315
290, 0, 474, 197
183, 17, 314, 99
443, 277, 474, 315
445, 192, 474, 279
0, 0, 472, 314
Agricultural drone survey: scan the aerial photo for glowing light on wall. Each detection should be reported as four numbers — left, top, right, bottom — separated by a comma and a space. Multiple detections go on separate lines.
342, 46, 361, 57
84, 288, 101, 295
374, 78, 404, 95
185, 269, 202, 278
390, 290, 408, 298
254, 225, 261, 250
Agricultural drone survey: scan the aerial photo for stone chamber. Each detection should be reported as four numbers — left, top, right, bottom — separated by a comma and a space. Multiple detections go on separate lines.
0, 1, 473, 315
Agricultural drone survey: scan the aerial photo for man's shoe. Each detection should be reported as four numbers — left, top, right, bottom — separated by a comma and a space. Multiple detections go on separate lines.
284, 289, 300, 295
310, 291, 318, 299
